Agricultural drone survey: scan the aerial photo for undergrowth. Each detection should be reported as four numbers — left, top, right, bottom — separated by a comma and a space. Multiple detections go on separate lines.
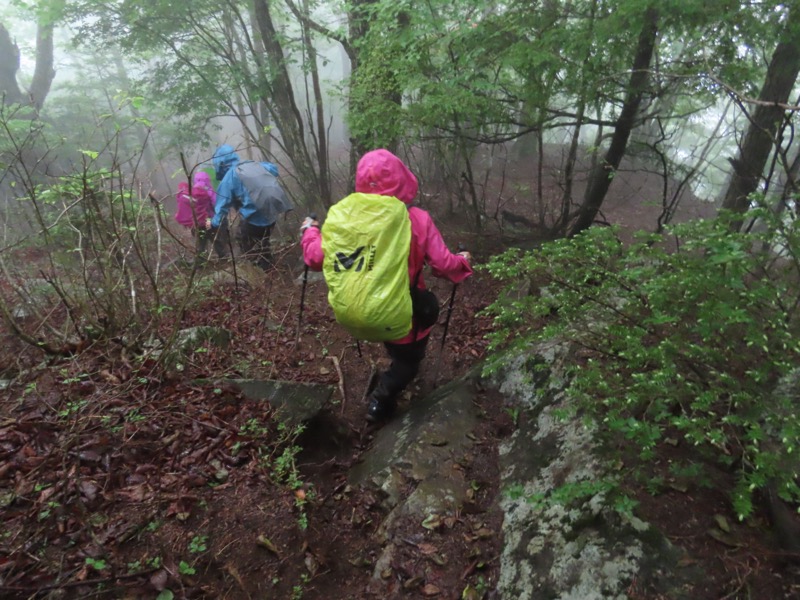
483, 207, 800, 519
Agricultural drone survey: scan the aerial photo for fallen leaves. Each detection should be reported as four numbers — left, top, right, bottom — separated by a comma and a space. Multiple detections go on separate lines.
0, 265, 505, 598
0, 378, 290, 591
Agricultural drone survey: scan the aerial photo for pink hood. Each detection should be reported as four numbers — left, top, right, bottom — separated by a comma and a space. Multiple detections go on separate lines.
175, 177, 215, 228
192, 170, 216, 205
355, 149, 418, 204
194, 171, 212, 188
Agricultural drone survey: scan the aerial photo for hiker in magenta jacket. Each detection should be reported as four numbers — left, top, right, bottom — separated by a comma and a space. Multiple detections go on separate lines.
301, 149, 473, 422
175, 172, 225, 260
175, 172, 216, 228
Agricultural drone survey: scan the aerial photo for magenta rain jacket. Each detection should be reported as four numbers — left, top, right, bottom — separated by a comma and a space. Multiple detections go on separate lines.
175, 172, 217, 228
302, 148, 473, 344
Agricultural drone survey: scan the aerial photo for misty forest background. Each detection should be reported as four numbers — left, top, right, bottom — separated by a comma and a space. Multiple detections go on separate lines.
4, 0, 800, 528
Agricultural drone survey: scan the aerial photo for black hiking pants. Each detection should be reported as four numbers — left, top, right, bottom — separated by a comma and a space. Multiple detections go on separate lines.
197, 219, 229, 260
372, 335, 430, 402
237, 220, 273, 270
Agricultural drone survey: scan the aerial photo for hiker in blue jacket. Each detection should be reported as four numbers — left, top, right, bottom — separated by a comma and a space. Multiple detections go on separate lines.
206, 144, 293, 270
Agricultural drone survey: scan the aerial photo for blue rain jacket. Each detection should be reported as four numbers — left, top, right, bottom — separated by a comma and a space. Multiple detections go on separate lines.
210, 144, 282, 228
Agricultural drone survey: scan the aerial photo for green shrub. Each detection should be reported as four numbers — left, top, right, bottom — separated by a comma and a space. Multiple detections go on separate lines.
483, 208, 800, 519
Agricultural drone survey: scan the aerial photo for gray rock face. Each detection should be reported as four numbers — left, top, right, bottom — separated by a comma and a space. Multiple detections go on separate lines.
348, 378, 480, 578
349, 338, 701, 597
490, 341, 697, 599
204, 261, 267, 288
350, 378, 478, 507
226, 378, 334, 426
158, 326, 232, 374
175, 325, 232, 350
761, 368, 800, 554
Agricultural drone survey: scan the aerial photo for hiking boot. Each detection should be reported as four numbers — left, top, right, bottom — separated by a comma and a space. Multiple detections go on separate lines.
366, 394, 396, 423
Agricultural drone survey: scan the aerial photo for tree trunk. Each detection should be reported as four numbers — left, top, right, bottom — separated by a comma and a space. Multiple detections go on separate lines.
252, 0, 323, 203
0, 22, 24, 105
28, 17, 56, 110
720, 8, 800, 228
300, 0, 331, 206
347, 0, 374, 176
0, 15, 57, 112
568, 6, 659, 236
245, 5, 273, 157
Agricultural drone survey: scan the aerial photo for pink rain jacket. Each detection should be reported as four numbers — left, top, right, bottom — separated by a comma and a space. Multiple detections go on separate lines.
302, 149, 473, 344
175, 172, 217, 228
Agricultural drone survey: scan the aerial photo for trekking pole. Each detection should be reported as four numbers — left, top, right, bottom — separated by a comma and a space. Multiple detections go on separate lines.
295, 213, 317, 347
431, 243, 466, 388
439, 243, 466, 352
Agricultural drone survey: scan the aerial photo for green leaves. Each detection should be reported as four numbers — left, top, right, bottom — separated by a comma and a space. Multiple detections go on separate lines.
484, 209, 800, 519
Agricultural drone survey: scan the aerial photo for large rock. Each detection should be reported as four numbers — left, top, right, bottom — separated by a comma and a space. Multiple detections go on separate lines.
348, 378, 480, 580
226, 378, 335, 426
350, 378, 479, 515
490, 341, 700, 599
350, 338, 704, 597
204, 261, 268, 289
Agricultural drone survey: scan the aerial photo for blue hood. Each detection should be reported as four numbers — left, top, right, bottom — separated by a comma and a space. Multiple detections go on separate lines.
213, 145, 240, 181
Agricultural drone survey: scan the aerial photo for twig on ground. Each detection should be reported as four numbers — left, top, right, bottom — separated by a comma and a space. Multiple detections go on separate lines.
329, 354, 347, 414
0, 568, 158, 593
360, 362, 379, 409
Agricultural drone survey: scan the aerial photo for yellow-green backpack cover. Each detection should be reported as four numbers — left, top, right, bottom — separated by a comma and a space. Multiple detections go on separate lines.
321, 193, 412, 342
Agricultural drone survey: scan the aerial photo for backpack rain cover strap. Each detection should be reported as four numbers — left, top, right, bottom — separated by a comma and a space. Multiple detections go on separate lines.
321, 193, 412, 342
236, 161, 293, 223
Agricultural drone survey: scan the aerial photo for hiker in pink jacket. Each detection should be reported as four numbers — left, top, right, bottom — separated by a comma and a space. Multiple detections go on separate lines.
175, 172, 226, 260
301, 149, 472, 422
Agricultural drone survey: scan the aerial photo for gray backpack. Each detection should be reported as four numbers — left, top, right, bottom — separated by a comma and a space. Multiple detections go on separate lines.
236, 161, 293, 223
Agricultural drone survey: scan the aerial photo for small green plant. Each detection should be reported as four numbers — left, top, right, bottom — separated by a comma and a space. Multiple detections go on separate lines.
291, 572, 311, 600
474, 575, 489, 596
240, 417, 270, 437
38, 500, 60, 521
61, 373, 89, 385
85, 557, 108, 571
145, 520, 161, 533
178, 560, 196, 576
126, 560, 142, 573
272, 445, 302, 486
146, 555, 162, 569
125, 408, 146, 423
504, 406, 520, 425
58, 399, 89, 418
188, 534, 208, 554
